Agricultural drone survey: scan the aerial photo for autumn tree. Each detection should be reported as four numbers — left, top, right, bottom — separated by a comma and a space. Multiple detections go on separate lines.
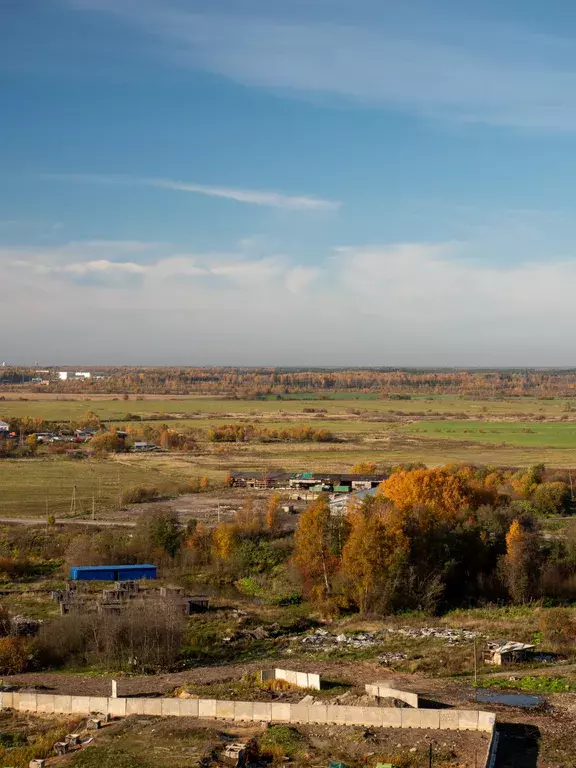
341, 507, 406, 613
211, 523, 236, 561
379, 468, 473, 518
235, 499, 263, 533
502, 519, 540, 603
351, 462, 378, 475
134, 507, 182, 559
294, 497, 340, 601
265, 492, 281, 531
532, 482, 571, 516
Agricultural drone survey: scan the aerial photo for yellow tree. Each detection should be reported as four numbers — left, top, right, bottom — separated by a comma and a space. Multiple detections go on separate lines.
351, 462, 377, 475
379, 468, 472, 519
294, 497, 339, 600
341, 508, 407, 613
211, 523, 236, 561
265, 492, 281, 531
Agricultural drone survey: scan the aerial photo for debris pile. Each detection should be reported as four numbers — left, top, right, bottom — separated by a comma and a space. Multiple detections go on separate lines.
296, 626, 481, 651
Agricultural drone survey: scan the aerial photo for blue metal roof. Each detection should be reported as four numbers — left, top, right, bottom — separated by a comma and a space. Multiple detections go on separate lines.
72, 564, 156, 571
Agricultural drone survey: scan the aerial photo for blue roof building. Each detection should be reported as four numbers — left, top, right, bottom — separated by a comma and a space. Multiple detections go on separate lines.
69, 564, 157, 581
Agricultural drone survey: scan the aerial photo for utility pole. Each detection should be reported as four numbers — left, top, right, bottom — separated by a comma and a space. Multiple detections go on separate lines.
473, 636, 478, 687
70, 485, 77, 516
92, 494, 96, 521
217, 502, 221, 523
429, 742, 433, 768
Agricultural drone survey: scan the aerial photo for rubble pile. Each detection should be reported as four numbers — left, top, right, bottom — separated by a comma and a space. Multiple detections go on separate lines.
296, 626, 481, 651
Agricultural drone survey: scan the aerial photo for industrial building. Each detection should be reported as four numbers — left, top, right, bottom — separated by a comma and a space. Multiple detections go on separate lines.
69, 564, 157, 582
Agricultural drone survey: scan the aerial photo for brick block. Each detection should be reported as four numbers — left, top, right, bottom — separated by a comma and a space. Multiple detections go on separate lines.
458, 710, 479, 731
253, 702, 272, 722
89, 697, 108, 714
161, 699, 181, 717
198, 699, 217, 718
380, 708, 402, 728
108, 698, 127, 717
126, 698, 145, 716
270, 703, 291, 722
36, 696, 55, 714
401, 709, 422, 729
419, 710, 440, 730
179, 698, 199, 717
143, 699, 163, 716
216, 700, 235, 719
53, 695, 72, 714
290, 704, 309, 724
478, 710, 496, 733
439, 710, 459, 730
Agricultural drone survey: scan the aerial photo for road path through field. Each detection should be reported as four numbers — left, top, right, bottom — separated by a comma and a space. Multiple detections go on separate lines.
0, 516, 135, 527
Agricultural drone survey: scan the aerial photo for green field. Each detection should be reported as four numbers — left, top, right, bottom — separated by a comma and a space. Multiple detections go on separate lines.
400, 420, 576, 448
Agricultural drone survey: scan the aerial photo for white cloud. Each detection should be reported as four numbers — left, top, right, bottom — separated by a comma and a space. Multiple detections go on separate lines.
41, 173, 340, 212
66, 0, 576, 131
4, 237, 576, 365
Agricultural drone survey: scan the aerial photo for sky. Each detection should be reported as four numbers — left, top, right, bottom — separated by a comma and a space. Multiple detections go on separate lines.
3, 1, 576, 366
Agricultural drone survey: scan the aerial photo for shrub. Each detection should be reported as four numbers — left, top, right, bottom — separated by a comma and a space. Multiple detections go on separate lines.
540, 607, 576, 652
0, 636, 31, 674
121, 485, 161, 505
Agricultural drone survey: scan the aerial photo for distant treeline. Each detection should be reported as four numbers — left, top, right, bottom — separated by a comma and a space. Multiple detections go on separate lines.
7, 366, 576, 397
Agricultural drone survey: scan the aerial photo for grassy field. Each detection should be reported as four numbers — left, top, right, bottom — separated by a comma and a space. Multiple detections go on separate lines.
400, 419, 576, 448
3, 394, 576, 517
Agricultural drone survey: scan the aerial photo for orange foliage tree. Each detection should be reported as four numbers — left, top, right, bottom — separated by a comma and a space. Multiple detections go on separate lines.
293, 497, 340, 600
379, 468, 473, 518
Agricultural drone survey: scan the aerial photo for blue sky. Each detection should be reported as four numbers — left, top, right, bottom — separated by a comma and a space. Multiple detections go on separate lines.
3, 0, 576, 365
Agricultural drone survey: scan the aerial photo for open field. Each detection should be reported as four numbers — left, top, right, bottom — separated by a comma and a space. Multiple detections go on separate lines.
3, 393, 576, 517
400, 419, 576, 448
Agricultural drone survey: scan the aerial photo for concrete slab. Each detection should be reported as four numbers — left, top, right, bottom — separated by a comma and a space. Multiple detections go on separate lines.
143, 699, 163, 716
19, 693, 37, 712
400, 709, 422, 729
216, 700, 235, 719
253, 702, 272, 722
179, 698, 199, 717
161, 699, 181, 717
380, 708, 402, 729
307, 705, 328, 725
285, 670, 298, 686
458, 710, 479, 731
89, 697, 108, 714
439, 710, 459, 731
53, 696, 72, 714
234, 702, 254, 722
289, 704, 309, 724
270, 703, 291, 722
359, 707, 384, 728
126, 699, 145, 716
478, 711, 496, 733
296, 672, 309, 689
36, 696, 55, 714
326, 705, 346, 725
108, 698, 127, 717
419, 710, 440, 730
198, 699, 217, 718
308, 674, 321, 691
1, 692, 13, 709
71, 696, 90, 714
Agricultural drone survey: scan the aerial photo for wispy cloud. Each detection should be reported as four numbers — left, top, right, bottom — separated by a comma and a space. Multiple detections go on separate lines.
41, 173, 340, 212
67, 0, 576, 131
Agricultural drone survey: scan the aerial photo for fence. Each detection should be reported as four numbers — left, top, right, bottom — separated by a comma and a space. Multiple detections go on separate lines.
0, 692, 495, 734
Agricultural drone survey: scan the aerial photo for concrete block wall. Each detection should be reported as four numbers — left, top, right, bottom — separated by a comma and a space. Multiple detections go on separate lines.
261, 668, 321, 690
365, 683, 419, 708
1, 692, 495, 737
